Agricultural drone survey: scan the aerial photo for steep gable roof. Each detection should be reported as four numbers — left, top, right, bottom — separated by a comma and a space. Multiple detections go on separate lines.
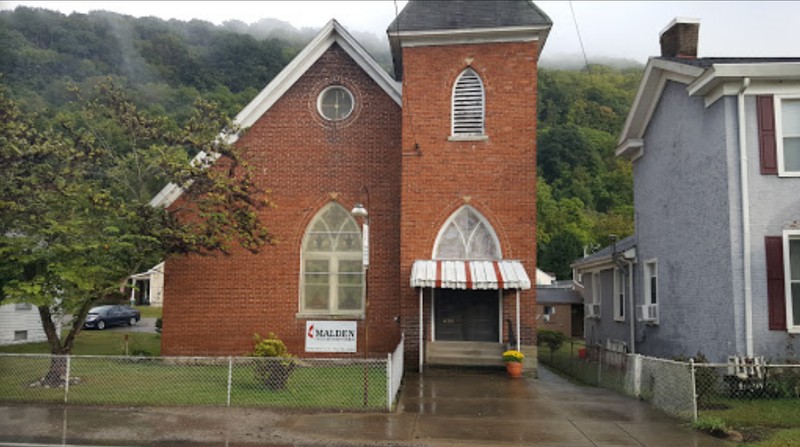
236, 19, 400, 131
151, 20, 401, 208
616, 57, 800, 160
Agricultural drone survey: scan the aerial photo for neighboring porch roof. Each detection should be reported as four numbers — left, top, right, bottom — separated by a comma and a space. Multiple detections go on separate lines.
410, 260, 531, 290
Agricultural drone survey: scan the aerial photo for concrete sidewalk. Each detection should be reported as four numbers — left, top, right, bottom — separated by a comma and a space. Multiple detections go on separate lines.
0, 366, 733, 446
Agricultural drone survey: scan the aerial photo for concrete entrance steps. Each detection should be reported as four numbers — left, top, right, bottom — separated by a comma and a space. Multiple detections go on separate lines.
425, 341, 505, 367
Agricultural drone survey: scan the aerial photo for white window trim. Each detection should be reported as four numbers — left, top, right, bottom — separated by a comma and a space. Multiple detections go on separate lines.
298, 204, 364, 318
451, 68, 486, 138
586, 271, 601, 319
784, 229, 800, 333
317, 85, 354, 122
431, 205, 502, 260
613, 268, 626, 322
774, 95, 800, 177
642, 259, 659, 324
14, 302, 32, 311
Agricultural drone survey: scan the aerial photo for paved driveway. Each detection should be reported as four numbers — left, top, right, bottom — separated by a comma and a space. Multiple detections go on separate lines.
0, 366, 733, 446
104, 317, 158, 333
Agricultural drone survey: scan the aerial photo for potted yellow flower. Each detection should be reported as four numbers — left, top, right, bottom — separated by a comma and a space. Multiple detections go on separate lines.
502, 349, 524, 378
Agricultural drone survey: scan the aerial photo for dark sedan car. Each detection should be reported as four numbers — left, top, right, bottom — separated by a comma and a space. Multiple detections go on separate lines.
84, 305, 141, 330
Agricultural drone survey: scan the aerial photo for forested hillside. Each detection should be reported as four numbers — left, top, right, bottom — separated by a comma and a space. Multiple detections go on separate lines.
0, 6, 642, 280
537, 66, 641, 279
0, 7, 300, 120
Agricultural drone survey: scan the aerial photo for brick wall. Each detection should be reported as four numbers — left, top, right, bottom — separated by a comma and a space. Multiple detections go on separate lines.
398, 41, 540, 358
162, 44, 402, 356
537, 304, 573, 337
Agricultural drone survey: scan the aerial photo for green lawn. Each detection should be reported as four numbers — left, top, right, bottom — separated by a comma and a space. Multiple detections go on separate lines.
699, 398, 800, 445
0, 330, 387, 410
134, 305, 163, 319
0, 331, 161, 356
0, 356, 386, 410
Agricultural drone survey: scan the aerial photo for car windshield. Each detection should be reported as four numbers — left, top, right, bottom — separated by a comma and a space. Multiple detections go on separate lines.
88, 305, 113, 315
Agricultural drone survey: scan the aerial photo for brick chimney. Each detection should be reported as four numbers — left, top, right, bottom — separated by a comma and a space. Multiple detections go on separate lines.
660, 18, 700, 58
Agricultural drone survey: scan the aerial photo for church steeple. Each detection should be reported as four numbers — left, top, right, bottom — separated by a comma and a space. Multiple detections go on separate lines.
387, 0, 552, 80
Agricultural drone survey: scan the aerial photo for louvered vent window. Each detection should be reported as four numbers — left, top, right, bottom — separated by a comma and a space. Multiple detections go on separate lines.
452, 68, 485, 137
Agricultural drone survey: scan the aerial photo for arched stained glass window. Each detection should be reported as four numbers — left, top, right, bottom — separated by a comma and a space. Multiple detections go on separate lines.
451, 68, 485, 136
300, 203, 364, 314
433, 206, 501, 260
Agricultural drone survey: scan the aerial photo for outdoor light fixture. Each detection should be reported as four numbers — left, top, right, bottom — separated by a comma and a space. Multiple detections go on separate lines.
351, 203, 368, 219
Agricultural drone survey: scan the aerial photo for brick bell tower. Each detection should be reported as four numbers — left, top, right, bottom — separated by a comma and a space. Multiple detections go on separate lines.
388, 1, 552, 373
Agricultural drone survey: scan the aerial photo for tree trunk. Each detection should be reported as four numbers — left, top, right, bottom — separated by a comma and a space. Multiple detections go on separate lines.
37, 300, 94, 386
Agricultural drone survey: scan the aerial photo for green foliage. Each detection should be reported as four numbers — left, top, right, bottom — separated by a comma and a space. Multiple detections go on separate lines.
0, 7, 299, 119
251, 333, 295, 391
251, 333, 292, 358
537, 329, 568, 355
0, 81, 274, 357
537, 66, 641, 278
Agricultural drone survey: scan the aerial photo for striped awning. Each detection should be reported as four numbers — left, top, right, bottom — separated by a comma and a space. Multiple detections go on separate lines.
410, 260, 531, 290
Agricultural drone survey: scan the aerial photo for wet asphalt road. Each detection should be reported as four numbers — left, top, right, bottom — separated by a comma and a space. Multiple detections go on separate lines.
0, 367, 733, 447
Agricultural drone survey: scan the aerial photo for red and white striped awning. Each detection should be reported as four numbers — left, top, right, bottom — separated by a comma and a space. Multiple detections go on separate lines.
410, 260, 531, 290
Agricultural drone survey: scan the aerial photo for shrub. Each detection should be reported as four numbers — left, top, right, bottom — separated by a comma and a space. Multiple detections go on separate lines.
537, 329, 567, 356
251, 333, 295, 391
155, 318, 162, 334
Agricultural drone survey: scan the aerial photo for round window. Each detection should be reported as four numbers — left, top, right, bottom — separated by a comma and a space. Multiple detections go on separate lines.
318, 86, 354, 121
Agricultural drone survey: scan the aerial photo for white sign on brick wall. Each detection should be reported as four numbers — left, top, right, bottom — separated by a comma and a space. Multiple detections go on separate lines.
305, 321, 357, 353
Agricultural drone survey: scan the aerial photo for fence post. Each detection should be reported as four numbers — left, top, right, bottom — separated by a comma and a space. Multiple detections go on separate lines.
597, 347, 602, 385
226, 356, 233, 407
63, 355, 71, 404
689, 358, 698, 422
633, 354, 642, 398
386, 354, 392, 412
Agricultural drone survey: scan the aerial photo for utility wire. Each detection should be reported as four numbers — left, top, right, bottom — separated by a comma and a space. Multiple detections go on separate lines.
569, 1, 590, 70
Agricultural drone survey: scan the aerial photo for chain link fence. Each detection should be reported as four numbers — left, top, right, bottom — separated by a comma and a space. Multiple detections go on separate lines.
0, 339, 405, 411
539, 341, 800, 423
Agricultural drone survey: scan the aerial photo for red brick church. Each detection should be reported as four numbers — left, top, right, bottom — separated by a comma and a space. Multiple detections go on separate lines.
155, 0, 552, 372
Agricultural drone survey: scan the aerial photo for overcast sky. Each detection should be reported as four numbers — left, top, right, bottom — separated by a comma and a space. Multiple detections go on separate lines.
2, 1, 799, 64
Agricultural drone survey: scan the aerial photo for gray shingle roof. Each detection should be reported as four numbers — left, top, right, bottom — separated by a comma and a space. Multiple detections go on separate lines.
658, 56, 800, 68
387, 0, 552, 79
572, 235, 637, 267
387, 0, 552, 34
537, 288, 583, 305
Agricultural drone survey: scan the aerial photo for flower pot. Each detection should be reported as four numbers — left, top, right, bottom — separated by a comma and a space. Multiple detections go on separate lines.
505, 361, 523, 378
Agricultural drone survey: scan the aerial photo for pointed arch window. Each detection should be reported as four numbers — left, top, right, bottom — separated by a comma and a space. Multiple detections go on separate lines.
451, 68, 485, 137
433, 206, 501, 260
300, 203, 364, 315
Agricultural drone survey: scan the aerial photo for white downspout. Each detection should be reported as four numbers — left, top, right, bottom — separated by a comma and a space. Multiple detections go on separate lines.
628, 260, 636, 354
419, 287, 424, 373
738, 77, 754, 357
516, 289, 521, 350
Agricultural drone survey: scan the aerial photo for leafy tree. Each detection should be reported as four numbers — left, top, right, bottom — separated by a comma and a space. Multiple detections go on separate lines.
0, 81, 273, 383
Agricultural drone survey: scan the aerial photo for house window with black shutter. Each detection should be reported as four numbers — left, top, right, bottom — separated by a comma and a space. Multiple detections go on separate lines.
785, 231, 800, 332
759, 95, 800, 176
766, 231, 800, 332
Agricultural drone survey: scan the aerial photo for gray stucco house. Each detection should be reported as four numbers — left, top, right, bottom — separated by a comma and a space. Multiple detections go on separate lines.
573, 19, 800, 362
